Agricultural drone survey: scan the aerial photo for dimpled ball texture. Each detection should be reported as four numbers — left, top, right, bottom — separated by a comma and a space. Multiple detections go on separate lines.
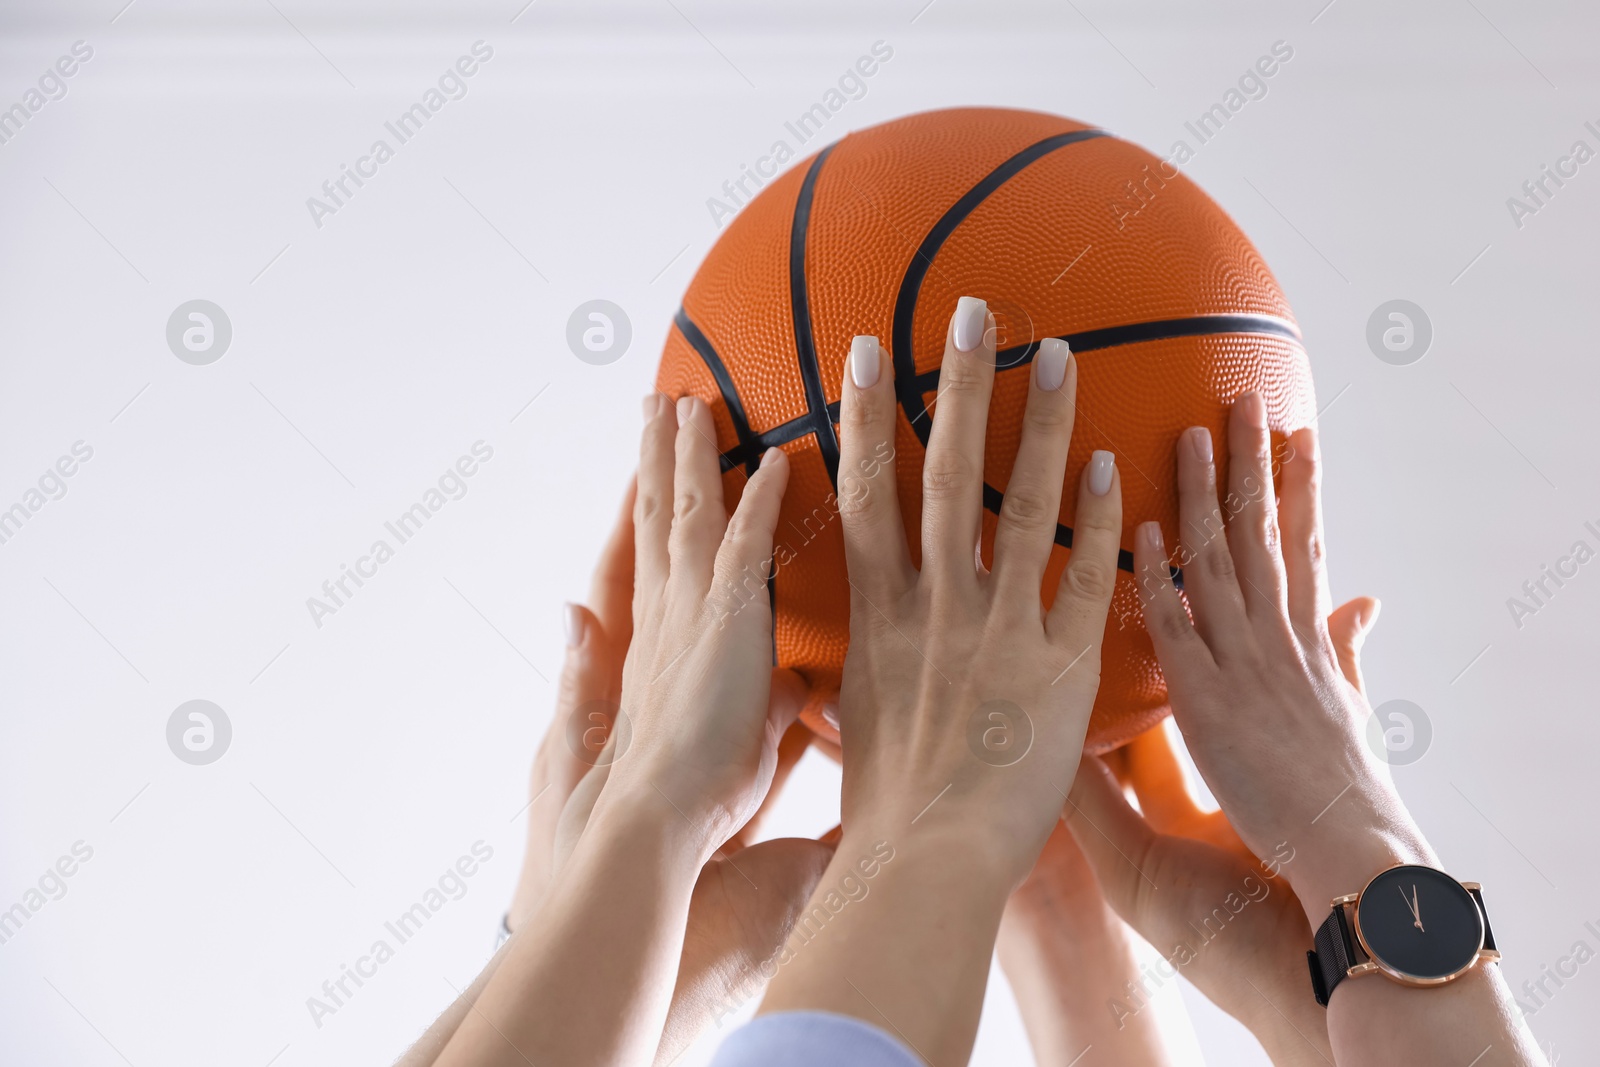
655, 106, 1314, 754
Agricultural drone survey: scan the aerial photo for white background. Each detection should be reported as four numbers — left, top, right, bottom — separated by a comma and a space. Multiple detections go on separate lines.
1, 1, 1596, 1064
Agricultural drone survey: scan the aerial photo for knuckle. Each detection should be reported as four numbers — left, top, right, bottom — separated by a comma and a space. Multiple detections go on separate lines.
1000, 484, 1054, 529
1023, 399, 1070, 435
637, 491, 669, 527
1202, 546, 1237, 582
673, 489, 709, 524
937, 356, 986, 396
1064, 557, 1115, 600
921, 454, 974, 500
1152, 603, 1194, 643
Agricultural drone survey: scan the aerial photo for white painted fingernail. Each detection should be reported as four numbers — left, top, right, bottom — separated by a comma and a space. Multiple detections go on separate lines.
1035, 337, 1070, 391
1089, 450, 1115, 496
850, 336, 881, 388
953, 296, 988, 352
563, 602, 584, 647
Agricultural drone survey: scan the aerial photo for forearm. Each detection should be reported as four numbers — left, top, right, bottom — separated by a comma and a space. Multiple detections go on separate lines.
759, 829, 1010, 1066
394, 940, 512, 1067
436, 788, 707, 1067
1291, 805, 1544, 1066
997, 898, 1175, 1066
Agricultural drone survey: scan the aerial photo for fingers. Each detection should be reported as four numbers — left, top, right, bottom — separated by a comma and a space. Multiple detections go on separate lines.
991, 340, 1077, 597
837, 335, 914, 594
588, 479, 637, 653
1328, 596, 1380, 696
635, 394, 679, 614
1043, 449, 1121, 655
668, 396, 730, 596
1224, 391, 1292, 626
920, 297, 997, 581
1174, 425, 1251, 656
708, 447, 789, 625
1133, 520, 1215, 679
1279, 426, 1334, 648
1063, 756, 1158, 921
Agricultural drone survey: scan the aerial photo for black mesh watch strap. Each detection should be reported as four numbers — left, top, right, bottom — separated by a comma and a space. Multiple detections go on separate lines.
1307, 903, 1355, 1007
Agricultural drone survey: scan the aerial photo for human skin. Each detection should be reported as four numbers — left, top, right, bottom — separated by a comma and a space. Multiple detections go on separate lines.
429, 394, 817, 1067
997, 817, 1180, 1067
759, 298, 1125, 1066
1130, 399, 1546, 1065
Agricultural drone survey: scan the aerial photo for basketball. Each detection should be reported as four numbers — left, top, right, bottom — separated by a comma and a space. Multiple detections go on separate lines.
655, 106, 1314, 753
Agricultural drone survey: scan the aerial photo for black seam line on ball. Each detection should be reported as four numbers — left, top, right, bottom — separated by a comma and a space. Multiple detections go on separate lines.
889, 127, 1111, 450
673, 308, 761, 476
907, 313, 1305, 394
791, 142, 842, 487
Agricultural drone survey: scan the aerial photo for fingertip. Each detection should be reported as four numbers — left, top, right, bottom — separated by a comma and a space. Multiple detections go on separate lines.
760, 446, 787, 472
1235, 389, 1266, 430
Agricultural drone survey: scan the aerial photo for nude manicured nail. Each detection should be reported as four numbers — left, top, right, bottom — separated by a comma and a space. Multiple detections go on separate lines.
1088, 450, 1115, 495
1035, 337, 1070, 391
761, 446, 782, 469
1140, 521, 1164, 552
677, 396, 696, 422
851, 335, 881, 388
1188, 426, 1213, 464
1239, 390, 1266, 428
563, 602, 584, 647
642, 393, 661, 421
953, 296, 988, 352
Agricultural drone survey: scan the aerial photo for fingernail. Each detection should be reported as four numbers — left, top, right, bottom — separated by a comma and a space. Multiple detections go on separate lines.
1187, 426, 1213, 464
1035, 337, 1070, 391
821, 703, 840, 730
1088, 450, 1115, 495
953, 296, 988, 352
676, 396, 696, 422
563, 602, 584, 647
642, 393, 661, 421
760, 446, 782, 469
850, 335, 881, 389
1239, 390, 1266, 428
1140, 521, 1164, 552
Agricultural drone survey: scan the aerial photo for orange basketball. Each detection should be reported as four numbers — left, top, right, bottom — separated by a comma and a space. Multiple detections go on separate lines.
655, 106, 1314, 753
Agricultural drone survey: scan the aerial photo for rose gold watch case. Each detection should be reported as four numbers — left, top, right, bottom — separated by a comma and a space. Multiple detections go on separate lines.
1332, 863, 1490, 988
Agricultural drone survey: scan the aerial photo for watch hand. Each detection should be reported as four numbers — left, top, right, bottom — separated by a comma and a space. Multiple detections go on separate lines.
1399, 884, 1423, 930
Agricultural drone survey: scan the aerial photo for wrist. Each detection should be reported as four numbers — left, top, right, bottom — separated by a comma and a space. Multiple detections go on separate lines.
585, 774, 722, 872
1285, 793, 1437, 924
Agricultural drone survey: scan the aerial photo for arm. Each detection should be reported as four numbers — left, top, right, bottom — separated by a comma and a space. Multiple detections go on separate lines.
759, 303, 1124, 1064
997, 820, 1179, 1066
1130, 396, 1545, 1065
435, 395, 799, 1067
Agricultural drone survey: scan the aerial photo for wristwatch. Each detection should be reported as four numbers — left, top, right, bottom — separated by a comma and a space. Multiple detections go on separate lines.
1307, 863, 1499, 1006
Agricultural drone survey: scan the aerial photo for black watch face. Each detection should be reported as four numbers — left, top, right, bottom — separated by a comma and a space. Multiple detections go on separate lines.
1355, 865, 1484, 981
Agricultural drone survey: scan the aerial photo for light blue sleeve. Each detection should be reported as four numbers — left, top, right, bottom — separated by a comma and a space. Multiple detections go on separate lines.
709, 1010, 924, 1067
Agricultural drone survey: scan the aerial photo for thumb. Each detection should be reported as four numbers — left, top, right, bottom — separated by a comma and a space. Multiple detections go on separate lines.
1327, 596, 1380, 696
1063, 757, 1159, 924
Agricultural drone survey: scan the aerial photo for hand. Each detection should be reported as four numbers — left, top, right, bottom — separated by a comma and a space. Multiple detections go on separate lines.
761, 299, 1125, 1066
833, 315, 1123, 884
1131, 398, 1547, 1065
436, 398, 806, 1067
593, 395, 800, 858
499, 468, 833, 1066
1130, 396, 1430, 915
